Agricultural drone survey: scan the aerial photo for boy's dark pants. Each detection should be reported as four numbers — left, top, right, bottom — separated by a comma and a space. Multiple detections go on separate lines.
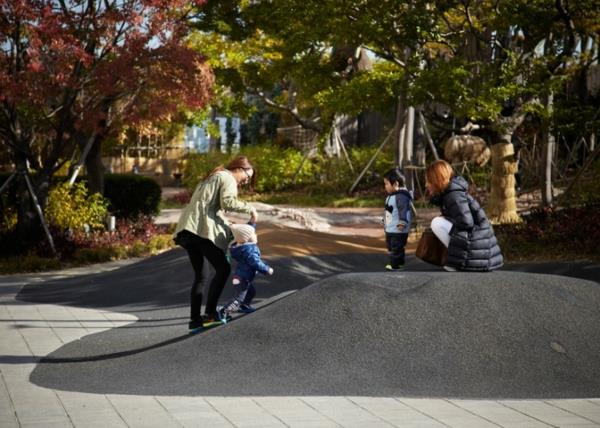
386, 233, 408, 267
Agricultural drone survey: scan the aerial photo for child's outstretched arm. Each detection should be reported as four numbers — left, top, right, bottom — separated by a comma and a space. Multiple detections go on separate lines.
246, 251, 273, 275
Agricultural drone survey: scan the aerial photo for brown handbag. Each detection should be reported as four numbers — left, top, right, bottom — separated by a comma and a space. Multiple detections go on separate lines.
416, 228, 448, 266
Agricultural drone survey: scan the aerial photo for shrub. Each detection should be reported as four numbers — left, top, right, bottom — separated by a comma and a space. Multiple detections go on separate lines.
182, 146, 315, 192
45, 182, 109, 231
104, 174, 161, 218
182, 151, 230, 189
0, 172, 21, 232
0, 254, 62, 273
495, 204, 600, 261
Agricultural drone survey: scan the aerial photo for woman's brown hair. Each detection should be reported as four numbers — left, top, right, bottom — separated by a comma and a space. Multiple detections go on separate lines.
207, 155, 256, 187
425, 160, 454, 194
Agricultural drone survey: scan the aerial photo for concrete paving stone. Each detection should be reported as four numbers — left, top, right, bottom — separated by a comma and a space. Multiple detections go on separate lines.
282, 421, 341, 428
0, 373, 18, 428
0, 332, 31, 355
204, 397, 286, 427
97, 311, 137, 328
106, 395, 182, 428
589, 400, 600, 407
65, 308, 106, 321
451, 400, 552, 427
51, 329, 89, 345
252, 397, 340, 426
82, 327, 114, 336
349, 397, 447, 427
19, 422, 72, 428
300, 397, 394, 427
156, 396, 234, 427
545, 400, 600, 424
15, 413, 72, 426
5, 304, 43, 319
0, 304, 12, 318
37, 305, 74, 318
56, 391, 127, 428
19, 329, 63, 357
502, 400, 595, 426
0, 416, 19, 428
399, 398, 499, 427
557, 425, 600, 428
156, 412, 234, 428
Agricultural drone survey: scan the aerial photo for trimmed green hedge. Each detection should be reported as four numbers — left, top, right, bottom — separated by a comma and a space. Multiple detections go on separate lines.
104, 174, 161, 218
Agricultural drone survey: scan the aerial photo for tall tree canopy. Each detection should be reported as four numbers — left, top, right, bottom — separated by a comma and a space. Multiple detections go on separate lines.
194, 0, 599, 222
0, 0, 214, 241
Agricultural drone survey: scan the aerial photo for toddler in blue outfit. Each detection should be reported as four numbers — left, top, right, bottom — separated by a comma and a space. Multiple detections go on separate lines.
217, 223, 273, 322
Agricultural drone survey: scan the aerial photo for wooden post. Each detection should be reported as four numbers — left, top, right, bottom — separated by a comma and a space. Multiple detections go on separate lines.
394, 97, 406, 166
418, 111, 439, 160
404, 106, 415, 190
349, 126, 396, 194
542, 92, 555, 207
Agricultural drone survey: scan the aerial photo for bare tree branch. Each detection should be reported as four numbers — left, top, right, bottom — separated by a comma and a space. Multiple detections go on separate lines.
251, 89, 322, 132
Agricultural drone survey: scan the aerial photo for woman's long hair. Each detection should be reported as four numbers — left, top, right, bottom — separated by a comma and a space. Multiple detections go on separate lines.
207, 155, 256, 188
425, 160, 454, 194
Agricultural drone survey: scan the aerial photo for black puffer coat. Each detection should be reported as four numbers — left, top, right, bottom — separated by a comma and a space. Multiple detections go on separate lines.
430, 176, 503, 271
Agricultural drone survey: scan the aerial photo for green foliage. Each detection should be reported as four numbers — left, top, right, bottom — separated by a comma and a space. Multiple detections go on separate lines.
0, 173, 17, 232
183, 145, 316, 192
104, 174, 162, 219
45, 182, 109, 231
0, 254, 62, 274
315, 62, 403, 116
182, 143, 397, 194
182, 151, 231, 189
242, 144, 319, 191
561, 157, 600, 206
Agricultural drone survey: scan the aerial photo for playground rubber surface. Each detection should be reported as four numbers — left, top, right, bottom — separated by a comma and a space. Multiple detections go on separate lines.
17, 224, 600, 398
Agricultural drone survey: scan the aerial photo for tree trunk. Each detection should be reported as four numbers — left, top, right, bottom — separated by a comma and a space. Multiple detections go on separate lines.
84, 136, 105, 195
488, 137, 521, 224
14, 153, 53, 250
541, 93, 555, 207
394, 97, 406, 166
404, 106, 415, 190
209, 107, 220, 152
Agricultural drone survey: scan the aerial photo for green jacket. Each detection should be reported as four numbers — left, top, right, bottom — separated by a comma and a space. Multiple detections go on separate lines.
175, 170, 256, 251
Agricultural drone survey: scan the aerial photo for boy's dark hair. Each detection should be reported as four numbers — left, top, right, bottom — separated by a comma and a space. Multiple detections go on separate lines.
383, 167, 405, 187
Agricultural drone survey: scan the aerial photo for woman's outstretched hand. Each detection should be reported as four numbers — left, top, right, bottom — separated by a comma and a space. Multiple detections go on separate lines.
250, 210, 258, 223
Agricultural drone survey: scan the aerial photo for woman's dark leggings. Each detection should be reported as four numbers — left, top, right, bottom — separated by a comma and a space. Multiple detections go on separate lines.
176, 230, 231, 319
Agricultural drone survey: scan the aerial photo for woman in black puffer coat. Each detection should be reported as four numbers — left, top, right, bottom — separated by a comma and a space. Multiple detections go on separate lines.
425, 160, 503, 272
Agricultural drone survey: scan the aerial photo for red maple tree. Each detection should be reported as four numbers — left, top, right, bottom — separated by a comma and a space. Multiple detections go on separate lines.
0, 0, 213, 244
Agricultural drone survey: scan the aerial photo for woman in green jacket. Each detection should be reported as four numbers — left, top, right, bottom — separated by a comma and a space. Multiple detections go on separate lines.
174, 156, 257, 330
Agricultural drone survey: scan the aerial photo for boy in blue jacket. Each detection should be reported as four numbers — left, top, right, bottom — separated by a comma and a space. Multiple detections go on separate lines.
383, 167, 413, 271
217, 223, 273, 322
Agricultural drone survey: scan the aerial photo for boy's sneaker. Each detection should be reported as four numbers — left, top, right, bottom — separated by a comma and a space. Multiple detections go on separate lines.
215, 306, 232, 324
238, 304, 256, 313
385, 264, 404, 271
188, 318, 203, 330
443, 265, 457, 272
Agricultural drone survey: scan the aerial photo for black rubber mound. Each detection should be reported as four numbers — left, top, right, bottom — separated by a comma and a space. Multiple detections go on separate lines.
30, 271, 600, 398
